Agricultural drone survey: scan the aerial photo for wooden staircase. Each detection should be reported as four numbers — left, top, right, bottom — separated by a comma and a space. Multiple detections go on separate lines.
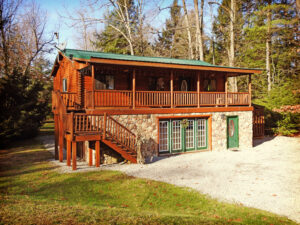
69, 113, 137, 163
53, 90, 137, 164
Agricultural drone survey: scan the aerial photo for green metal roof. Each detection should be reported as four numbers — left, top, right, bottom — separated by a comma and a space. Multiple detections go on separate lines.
61, 48, 261, 71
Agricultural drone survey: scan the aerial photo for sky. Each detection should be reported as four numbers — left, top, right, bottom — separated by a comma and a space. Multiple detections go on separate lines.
35, 0, 218, 62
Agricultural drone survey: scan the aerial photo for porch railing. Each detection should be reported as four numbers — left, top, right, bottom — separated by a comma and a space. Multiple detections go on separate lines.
61, 92, 77, 108
136, 91, 171, 107
83, 90, 250, 108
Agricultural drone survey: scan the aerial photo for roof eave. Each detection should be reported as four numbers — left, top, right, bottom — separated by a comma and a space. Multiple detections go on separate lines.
85, 57, 262, 74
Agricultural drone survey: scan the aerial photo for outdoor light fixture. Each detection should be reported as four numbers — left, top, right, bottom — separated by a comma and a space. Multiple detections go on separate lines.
221, 114, 226, 120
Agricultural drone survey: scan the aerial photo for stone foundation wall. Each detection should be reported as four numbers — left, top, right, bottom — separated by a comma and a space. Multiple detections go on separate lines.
113, 111, 253, 161
83, 111, 253, 164
83, 141, 124, 165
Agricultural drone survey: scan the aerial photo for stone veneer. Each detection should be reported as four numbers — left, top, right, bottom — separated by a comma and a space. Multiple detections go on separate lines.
112, 111, 253, 162
84, 111, 253, 164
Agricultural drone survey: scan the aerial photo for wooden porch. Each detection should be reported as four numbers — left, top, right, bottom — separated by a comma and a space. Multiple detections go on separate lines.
56, 90, 251, 110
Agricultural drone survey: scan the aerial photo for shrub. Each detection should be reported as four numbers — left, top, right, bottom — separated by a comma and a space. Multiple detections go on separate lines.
0, 70, 50, 147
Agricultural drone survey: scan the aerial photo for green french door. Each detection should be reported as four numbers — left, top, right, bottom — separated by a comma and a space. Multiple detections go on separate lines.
159, 118, 208, 153
227, 116, 239, 149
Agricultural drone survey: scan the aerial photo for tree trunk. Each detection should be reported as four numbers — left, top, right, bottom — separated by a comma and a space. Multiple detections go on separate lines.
182, 0, 194, 59
266, 0, 272, 91
193, 0, 204, 61
199, 0, 204, 61
229, 0, 237, 92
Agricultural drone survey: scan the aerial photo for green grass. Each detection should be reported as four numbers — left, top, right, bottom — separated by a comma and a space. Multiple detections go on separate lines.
0, 138, 297, 225
39, 119, 54, 136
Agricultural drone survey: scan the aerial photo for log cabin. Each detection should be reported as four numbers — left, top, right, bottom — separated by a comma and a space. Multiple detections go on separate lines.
51, 49, 262, 170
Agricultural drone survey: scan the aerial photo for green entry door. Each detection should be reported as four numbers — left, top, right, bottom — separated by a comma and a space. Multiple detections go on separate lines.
227, 116, 239, 149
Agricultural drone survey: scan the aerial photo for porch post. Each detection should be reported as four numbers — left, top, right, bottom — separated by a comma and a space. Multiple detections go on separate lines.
197, 72, 200, 108
59, 116, 64, 162
225, 74, 228, 107
88, 143, 93, 166
54, 114, 59, 160
67, 139, 71, 166
95, 140, 100, 167
248, 74, 252, 107
72, 141, 77, 170
132, 69, 136, 109
170, 71, 174, 108
92, 64, 95, 109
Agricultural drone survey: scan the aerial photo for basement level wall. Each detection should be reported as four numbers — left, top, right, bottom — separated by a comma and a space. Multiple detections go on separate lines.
112, 111, 253, 162
83, 111, 252, 164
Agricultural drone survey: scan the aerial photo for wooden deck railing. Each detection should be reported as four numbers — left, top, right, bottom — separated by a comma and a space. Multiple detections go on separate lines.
73, 114, 103, 133
61, 92, 77, 108
136, 91, 171, 107
64, 112, 136, 153
174, 91, 198, 106
227, 92, 249, 105
82, 90, 250, 108
200, 92, 226, 106
86, 90, 132, 108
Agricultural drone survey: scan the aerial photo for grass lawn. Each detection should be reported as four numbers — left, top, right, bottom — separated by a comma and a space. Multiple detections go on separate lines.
0, 138, 297, 225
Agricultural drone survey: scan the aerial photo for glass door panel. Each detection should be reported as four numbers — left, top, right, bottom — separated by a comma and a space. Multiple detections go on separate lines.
197, 119, 207, 149
172, 120, 182, 152
185, 120, 194, 150
159, 121, 169, 153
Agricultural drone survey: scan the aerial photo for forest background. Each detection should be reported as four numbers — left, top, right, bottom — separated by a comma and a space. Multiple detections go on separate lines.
0, 0, 299, 146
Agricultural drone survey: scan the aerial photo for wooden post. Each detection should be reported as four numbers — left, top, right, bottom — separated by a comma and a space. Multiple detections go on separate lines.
95, 140, 100, 167
72, 141, 77, 170
103, 113, 107, 139
70, 112, 74, 140
132, 69, 136, 109
197, 72, 200, 108
59, 117, 64, 162
170, 71, 174, 108
225, 74, 228, 107
208, 116, 212, 151
92, 64, 95, 109
67, 140, 71, 166
248, 74, 252, 107
88, 142, 93, 166
54, 114, 59, 160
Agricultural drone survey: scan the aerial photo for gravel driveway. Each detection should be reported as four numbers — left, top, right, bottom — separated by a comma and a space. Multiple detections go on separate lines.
40, 135, 300, 223
106, 136, 300, 223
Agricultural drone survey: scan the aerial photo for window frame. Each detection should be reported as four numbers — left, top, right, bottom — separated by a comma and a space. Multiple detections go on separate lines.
62, 78, 67, 92
158, 117, 209, 154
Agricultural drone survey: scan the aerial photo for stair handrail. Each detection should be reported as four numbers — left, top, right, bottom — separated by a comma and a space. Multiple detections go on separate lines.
105, 115, 136, 152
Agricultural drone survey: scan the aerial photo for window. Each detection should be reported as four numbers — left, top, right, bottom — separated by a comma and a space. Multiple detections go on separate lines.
203, 79, 216, 92
159, 118, 208, 154
95, 74, 114, 90
62, 78, 67, 92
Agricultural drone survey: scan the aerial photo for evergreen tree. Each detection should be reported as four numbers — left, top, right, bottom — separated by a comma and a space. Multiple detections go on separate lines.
155, 0, 185, 58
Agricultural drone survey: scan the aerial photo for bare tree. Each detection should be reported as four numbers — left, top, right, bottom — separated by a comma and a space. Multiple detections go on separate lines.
193, 0, 204, 61
63, 0, 146, 56
0, 0, 53, 76
209, 0, 237, 91
0, 0, 23, 74
182, 0, 194, 59
266, 0, 272, 91
20, 1, 54, 74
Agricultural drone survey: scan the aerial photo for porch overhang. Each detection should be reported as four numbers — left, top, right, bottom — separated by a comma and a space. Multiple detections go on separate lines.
87, 57, 262, 75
